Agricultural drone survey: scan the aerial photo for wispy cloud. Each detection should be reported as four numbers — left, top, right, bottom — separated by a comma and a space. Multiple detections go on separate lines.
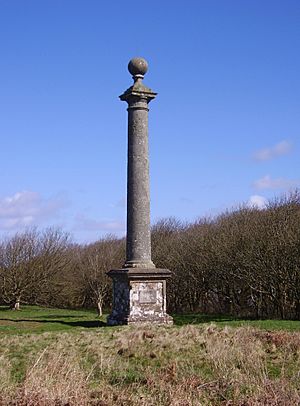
0, 191, 68, 230
253, 175, 300, 190
248, 195, 267, 209
110, 197, 126, 209
180, 197, 192, 204
253, 140, 292, 161
73, 213, 125, 233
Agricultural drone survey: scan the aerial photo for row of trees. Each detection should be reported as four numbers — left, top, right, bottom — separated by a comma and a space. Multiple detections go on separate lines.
156, 191, 300, 319
0, 229, 124, 315
0, 191, 299, 319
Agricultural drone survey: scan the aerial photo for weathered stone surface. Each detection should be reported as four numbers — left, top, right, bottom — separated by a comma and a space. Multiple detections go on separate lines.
107, 268, 173, 325
107, 58, 173, 326
120, 65, 156, 269
128, 57, 148, 77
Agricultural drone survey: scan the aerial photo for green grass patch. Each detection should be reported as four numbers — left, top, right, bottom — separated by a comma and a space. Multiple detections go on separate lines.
0, 305, 105, 335
173, 313, 300, 331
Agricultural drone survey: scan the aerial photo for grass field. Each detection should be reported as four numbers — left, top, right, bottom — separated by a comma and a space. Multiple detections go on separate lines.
1, 306, 300, 405
1, 305, 300, 335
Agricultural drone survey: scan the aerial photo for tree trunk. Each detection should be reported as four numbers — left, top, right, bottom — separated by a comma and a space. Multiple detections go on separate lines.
10, 296, 21, 310
295, 299, 300, 320
97, 299, 103, 317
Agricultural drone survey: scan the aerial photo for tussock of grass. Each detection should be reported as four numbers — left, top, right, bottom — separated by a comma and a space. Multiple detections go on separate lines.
1, 325, 300, 405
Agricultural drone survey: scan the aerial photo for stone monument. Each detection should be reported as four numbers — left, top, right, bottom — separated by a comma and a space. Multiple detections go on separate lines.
107, 57, 173, 325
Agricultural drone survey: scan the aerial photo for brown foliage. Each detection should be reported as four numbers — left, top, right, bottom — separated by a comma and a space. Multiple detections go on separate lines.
0, 228, 70, 309
151, 190, 300, 318
0, 190, 299, 319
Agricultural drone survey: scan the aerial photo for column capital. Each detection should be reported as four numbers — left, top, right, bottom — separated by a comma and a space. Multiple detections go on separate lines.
119, 57, 157, 104
119, 81, 157, 104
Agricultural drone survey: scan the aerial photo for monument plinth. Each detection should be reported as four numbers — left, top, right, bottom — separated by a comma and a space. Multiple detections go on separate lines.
107, 58, 173, 325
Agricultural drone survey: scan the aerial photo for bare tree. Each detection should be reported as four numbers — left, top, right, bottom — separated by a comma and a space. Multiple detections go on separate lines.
75, 235, 124, 316
0, 228, 70, 309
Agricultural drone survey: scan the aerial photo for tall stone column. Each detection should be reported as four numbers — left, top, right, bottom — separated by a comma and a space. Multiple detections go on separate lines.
107, 58, 173, 325
122, 58, 156, 269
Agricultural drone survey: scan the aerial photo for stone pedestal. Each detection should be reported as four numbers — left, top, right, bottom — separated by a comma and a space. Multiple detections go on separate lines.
107, 57, 173, 326
107, 268, 173, 325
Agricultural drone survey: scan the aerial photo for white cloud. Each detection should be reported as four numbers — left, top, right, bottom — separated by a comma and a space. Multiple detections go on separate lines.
253, 140, 292, 161
248, 195, 267, 209
253, 175, 300, 190
0, 191, 67, 230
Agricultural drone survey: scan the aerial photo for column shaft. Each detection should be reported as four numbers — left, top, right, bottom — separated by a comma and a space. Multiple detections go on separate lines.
125, 97, 154, 268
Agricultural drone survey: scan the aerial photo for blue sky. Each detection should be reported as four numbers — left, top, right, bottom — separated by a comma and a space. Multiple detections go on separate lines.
0, 0, 299, 243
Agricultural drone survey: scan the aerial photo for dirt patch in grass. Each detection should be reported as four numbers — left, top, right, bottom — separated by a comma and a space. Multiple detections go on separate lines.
0, 320, 41, 329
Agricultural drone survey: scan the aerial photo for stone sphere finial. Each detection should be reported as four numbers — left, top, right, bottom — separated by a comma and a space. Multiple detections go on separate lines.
128, 57, 148, 79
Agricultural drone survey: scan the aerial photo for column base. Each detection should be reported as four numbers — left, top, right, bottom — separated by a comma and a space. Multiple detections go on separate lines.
107, 268, 173, 326
123, 259, 156, 269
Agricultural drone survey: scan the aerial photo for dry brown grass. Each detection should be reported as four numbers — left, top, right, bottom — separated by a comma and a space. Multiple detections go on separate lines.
0, 325, 300, 405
